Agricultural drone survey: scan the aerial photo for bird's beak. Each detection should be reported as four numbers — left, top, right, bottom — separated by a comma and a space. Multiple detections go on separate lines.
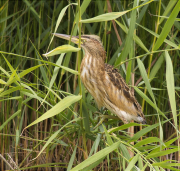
52, 33, 80, 45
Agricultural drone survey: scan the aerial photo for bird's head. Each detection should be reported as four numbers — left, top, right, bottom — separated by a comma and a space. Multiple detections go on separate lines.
53, 33, 106, 60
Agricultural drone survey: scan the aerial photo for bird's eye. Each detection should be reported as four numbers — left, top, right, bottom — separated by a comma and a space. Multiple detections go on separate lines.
82, 39, 86, 43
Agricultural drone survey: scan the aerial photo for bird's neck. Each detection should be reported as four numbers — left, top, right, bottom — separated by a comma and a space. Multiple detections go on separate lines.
80, 50, 106, 79
82, 50, 105, 67
83, 45, 106, 60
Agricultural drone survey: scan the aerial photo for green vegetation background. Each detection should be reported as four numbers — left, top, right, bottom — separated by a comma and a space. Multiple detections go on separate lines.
0, 0, 179, 170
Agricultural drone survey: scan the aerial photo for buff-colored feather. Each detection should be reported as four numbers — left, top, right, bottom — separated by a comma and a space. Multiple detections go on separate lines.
80, 35, 146, 124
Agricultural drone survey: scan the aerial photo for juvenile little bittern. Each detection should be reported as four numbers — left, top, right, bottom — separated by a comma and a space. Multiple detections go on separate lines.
53, 34, 146, 124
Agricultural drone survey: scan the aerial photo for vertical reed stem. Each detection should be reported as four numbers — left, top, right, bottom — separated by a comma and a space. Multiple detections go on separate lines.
77, 0, 87, 158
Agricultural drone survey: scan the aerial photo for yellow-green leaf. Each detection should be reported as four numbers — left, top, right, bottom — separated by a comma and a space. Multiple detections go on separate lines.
43, 45, 80, 57
48, 3, 77, 49
71, 141, 120, 171
147, 148, 179, 159
134, 137, 163, 148
81, 11, 129, 23
0, 79, 6, 84
165, 51, 177, 129
125, 154, 139, 171
25, 95, 82, 129
81, 0, 153, 23
19, 64, 43, 78
153, 0, 180, 51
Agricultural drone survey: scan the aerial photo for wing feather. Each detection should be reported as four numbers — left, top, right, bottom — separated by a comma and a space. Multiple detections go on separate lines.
104, 63, 146, 122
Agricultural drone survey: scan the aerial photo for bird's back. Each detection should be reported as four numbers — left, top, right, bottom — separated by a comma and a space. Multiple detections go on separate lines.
103, 64, 146, 124
80, 55, 146, 124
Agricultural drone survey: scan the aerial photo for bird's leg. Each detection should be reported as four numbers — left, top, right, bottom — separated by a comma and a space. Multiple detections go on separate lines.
93, 109, 119, 129
94, 108, 129, 129
121, 118, 129, 124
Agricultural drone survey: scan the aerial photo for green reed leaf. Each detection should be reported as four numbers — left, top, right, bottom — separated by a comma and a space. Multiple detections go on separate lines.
43, 45, 80, 57
165, 51, 177, 129
25, 95, 82, 129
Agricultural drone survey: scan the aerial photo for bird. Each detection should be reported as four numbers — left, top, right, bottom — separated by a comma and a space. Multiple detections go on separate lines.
53, 33, 146, 124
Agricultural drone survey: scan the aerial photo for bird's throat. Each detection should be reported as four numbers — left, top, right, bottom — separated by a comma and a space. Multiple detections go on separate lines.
80, 53, 105, 79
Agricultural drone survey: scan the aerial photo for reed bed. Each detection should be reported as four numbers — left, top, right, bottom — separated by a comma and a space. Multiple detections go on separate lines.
0, 0, 179, 170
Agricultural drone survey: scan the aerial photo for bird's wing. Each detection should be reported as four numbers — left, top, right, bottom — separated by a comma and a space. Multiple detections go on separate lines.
104, 63, 145, 120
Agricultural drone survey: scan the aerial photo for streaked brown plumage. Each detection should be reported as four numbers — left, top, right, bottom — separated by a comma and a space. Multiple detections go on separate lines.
53, 34, 146, 124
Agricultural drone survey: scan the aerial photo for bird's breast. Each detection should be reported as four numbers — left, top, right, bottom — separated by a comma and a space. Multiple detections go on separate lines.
80, 55, 104, 82
80, 55, 105, 108
80, 56, 99, 91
